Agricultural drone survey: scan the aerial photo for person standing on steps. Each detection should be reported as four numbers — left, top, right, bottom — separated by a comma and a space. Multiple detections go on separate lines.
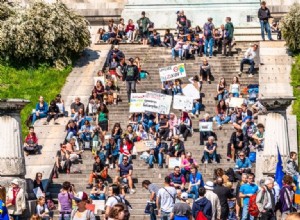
142, 180, 160, 220
137, 11, 151, 45
223, 17, 234, 57
122, 57, 140, 103
258, 1, 273, 41
156, 176, 177, 220
203, 17, 215, 58
204, 181, 221, 220
71, 191, 96, 220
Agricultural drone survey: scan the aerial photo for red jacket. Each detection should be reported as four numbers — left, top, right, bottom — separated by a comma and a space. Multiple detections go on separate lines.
120, 141, 133, 155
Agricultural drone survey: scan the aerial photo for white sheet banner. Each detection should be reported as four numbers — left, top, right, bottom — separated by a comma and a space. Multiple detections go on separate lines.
173, 95, 194, 111
229, 97, 245, 108
143, 92, 172, 114
182, 84, 200, 99
130, 93, 146, 113
159, 63, 186, 82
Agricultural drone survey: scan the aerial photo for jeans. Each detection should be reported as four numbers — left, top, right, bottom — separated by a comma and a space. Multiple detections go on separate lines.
90, 194, 106, 200
192, 102, 202, 114
150, 208, 157, 220
204, 37, 214, 57
149, 153, 163, 166
189, 185, 199, 199
80, 133, 92, 142
204, 151, 217, 161
32, 112, 47, 124
172, 48, 183, 58
218, 92, 224, 101
150, 36, 161, 46
10, 215, 20, 220
160, 210, 171, 220
223, 38, 232, 55
232, 92, 239, 97
241, 203, 254, 220
66, 131, 75, 141
260, 20, 272, 40
126, 81, 137, 102
215, 115, 231, 126
240, 58, 255, 74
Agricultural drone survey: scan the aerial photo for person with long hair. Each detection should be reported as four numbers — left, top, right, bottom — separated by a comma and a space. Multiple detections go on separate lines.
23, 126, 42, 156
106, 138, 119, 169
217, 77, 227, 101
125, 19, 135, 42
118, 138, 133, 165
34, 172, 45, 195
229, 76, 240, 97
0, 185, 9, 220
94, 80, 105, 102
178, 112, 192, 141
108, 203, 127, 220
32, 96, 49, 125
215, 99, 231, 129
111, 123, 123, 147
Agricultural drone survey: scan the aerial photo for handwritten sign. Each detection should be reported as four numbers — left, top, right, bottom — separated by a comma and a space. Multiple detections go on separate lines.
135, 140, 156, 152
159, 63, 186, 82
182, 84, 200, 99
229, 97, 245, 108
199, 122, 213, 132
169, 157, 182, 168
173, 95, 194, 111
143, 92, 172, 114
130, 93, 146, 113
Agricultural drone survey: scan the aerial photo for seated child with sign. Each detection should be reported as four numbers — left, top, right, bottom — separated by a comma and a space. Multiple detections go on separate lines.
165, 136, 185, 168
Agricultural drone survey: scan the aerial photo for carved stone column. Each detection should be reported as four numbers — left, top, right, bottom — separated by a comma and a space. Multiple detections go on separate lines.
0, 99, 30, 187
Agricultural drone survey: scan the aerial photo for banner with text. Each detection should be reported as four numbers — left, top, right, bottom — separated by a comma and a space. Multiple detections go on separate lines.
229, 97, 245, 108
130, 93, 146, 113
143, 92, 172, 114
159, 63, 186, 82
173, 95, 194, 111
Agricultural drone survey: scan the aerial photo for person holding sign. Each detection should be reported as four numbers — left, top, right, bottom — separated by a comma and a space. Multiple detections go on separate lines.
122, 58, 140, 103
165, 136, 185, 168
178, 112, 192, 141
148, 137, 166, 169
203, 136, 218, 164
199, 113, 215, 145
215, 99, 231, 130
157, 114, 170, 141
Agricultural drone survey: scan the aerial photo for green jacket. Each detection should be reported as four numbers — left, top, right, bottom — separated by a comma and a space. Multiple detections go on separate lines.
225, 22, 234, 39
137, 17, 151, 32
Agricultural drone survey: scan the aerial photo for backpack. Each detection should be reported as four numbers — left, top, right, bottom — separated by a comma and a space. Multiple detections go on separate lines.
71, 208, 92, 220
196, 211, 208, 220
248, 189, 265, 217
113, 196, 131, 220
204, 23, 212, 38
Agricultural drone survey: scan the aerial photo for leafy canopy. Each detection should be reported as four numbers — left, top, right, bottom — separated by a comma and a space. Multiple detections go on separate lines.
0, 1, 91, 67
281, 3, 300, 52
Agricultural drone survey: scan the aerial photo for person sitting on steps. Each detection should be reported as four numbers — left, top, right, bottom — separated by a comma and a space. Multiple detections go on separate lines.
44, 100, 60, 125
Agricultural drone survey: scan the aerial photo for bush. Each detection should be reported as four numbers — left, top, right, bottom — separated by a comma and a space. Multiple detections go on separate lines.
0, 1, 90, 67
0, 2, 14, 21
281, 3, 300, 52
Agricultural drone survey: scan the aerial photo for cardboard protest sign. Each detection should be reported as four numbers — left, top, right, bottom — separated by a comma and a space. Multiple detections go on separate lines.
143, 92, 172, 114
134, 140, 156, 152
229, 97, 245, 108
173, 95, 194, 111
130, 93, 146, 113
169, 157, 181, 168
199, 122, 213, 132
159, 63, 186, 82
182, 84, 200, 99
94, 76, 105, 85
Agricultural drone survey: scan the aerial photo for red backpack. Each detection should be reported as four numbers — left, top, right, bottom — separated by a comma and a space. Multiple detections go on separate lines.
248, 189, 265, 217
196, 211, 208, 220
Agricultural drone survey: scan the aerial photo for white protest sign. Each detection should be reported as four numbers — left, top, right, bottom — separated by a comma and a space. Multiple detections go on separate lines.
130, 93, 146, 113
182, 84, 200, 99
143, 92, 172, 114
169, 157, 182, 168
144, 140, 156, 149
159, 63, 186, 82
173, 95, 194, 111
94, 76, 105, 86
229, 97, 245, 108
199, 122, 213, 132
33, 187, 44, 198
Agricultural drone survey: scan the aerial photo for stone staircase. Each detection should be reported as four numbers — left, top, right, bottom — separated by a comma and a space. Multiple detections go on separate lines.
47, 42, 259, 219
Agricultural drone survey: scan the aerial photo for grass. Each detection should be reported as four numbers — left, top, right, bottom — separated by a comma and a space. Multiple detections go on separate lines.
290, 54, 300, 158
0, 64, 72, 137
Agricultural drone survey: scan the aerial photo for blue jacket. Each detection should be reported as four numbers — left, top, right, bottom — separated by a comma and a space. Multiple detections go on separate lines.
35, 102, 48, 114
192, 197, 212, 219
106, 143, 119, 156
234, 157, 252, 170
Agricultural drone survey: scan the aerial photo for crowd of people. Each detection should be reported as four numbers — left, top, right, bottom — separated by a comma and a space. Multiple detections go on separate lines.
1, 1, 297, 220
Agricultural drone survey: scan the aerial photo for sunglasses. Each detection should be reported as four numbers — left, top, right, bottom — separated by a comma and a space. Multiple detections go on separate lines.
123, 159, 128, 161
239, 155, 245, 157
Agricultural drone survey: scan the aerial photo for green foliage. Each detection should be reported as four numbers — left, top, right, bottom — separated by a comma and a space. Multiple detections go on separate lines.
0, 2, 14, 21
0, 64, 72, 137
0, 1, 90, 67
281, 3, 300, 52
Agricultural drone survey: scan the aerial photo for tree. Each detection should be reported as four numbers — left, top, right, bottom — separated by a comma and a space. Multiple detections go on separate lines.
0, 2, 14, 21
281, 3, 300, 52
0, 1, 91, 67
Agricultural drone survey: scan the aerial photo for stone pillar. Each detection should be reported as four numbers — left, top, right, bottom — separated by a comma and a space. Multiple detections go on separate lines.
255, 41, 296, 182
0, 99, 30, 187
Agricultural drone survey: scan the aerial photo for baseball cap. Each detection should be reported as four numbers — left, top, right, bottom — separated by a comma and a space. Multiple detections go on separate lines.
74, 191, 88, 202
181, 192, 188, 200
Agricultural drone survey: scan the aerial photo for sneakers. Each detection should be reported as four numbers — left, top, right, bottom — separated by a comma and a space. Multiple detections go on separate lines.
165, 165, 169, 168
238, 72, 242, 76
148, 164, 153, 169
129, 189, 136, 194
195, 111, 199, 116
248, 74, 253, 77
204, 160, 208, 164
213, 160, 217, 164
43, 121, 49, 125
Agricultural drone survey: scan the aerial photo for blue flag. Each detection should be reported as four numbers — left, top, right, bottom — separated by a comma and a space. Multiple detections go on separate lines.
275, 146, 285, 188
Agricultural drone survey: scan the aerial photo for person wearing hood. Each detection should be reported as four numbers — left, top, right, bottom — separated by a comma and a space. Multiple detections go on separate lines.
204, 181, 221, 220
192, 187, 212, 219
279, 175, 295, 219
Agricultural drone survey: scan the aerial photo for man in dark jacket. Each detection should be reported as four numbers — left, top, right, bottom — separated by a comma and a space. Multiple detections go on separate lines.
122, 57, 140, 102
258, 1, 273, 41
105, 45, 125, 68
213, 177, 233, 220
279, 175, 295, 219
192, 187, 212, 219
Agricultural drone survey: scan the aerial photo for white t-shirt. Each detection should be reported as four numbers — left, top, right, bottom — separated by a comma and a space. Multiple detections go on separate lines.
72, 210, 96, 220
157, 186, 177, 212
231, 83, 240, 94
105, 195, 125, 208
